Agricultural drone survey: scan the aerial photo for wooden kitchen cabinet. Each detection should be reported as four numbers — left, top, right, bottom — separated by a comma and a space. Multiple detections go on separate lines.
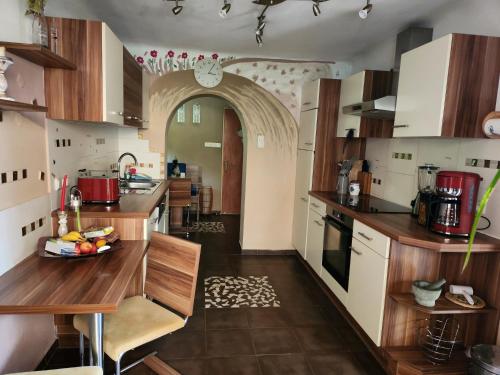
45, 18, 124, 125
394, 33, 500, 138
123, 47, 144, 127
347, 237, 389, 346
337, 70, 394, 138
305, 207, 325, 276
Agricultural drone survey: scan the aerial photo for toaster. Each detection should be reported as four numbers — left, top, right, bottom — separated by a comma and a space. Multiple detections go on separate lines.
77, 171, 120, 203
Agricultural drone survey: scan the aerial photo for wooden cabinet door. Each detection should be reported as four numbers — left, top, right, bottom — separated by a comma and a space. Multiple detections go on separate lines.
298, 109, 318, 151
337, 71, 364, 138
292, 195, 309, 259
394, 34, 452, 137
123, 47, 143, 127
102, 23, 124, 125
347, 238, 388, 346
306, 208, 324, 276
301, 80, 321, 111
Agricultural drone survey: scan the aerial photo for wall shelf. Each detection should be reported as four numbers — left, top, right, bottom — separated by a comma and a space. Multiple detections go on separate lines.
390, 293, 495, 315
0, 42, 76, 70
0, 99, 48, 121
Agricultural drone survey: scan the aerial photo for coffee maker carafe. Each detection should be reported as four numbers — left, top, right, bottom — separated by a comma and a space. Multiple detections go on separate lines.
412, 164, 439, 227
431, 171, 481, 236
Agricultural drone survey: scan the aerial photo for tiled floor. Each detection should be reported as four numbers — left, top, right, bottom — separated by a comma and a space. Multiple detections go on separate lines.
39, 215, 385, 375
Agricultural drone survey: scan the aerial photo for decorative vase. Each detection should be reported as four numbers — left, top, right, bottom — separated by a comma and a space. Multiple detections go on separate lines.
0, 56, 15, 101
57, 211, 69, 237
32, 15, 49, 47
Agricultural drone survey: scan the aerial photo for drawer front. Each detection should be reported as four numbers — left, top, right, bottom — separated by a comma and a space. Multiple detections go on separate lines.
306, 209, 325, 276
309, 196, 326, 216
301, 80, 321, 111
353, 220, 390, 258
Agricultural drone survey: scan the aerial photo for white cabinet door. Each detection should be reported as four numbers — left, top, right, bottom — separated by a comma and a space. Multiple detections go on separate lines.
301, 80, 321, 111
347, 238, 388, 346
306, 208, 324, 276
337, 71, 365, 138
294, 149, 314, 200
298, 109, 318, 151
102, 23, 124, 125
292, 195, 309, 259
394, 34, 452, 137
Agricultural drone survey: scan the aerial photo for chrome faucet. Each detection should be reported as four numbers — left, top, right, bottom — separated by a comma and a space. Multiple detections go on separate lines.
117, 152, 138, 181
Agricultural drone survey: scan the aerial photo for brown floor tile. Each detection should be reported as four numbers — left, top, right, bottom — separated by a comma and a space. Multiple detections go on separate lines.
251, 328, 301, 354
247, 308, 288, 328
153, 330, 206, 359
206, 308, 249, 330
167, 358, 206, 375
306, 352, 368, 375
205, 356, 262, 375
258, 354, 313, 375
206, 329, 255, 357
282, 306, 330, 327
294, 326, 346, 352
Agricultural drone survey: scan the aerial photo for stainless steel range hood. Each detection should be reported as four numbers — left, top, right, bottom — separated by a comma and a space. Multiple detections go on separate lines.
343, 27, 433, 120
342, 96, 396, 119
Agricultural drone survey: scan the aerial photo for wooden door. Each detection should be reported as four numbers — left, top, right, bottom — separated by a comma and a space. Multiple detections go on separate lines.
221, 109, 243, 214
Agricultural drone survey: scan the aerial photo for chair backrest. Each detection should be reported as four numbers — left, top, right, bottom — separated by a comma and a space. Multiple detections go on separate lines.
145, 232, 201, 317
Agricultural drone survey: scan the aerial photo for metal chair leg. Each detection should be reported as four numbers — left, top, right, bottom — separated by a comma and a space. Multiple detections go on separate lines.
115, 356, 121, 375
186, 205, 191, 237
79, 332, 85, 366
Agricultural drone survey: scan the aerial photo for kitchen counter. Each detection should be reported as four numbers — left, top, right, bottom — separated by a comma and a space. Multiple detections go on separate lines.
52, 180, 170, 219
310, 191, 500, 252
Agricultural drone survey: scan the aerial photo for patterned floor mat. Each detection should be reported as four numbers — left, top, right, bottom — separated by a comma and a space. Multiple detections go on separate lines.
205, 276, 280, 308
192, 221, 226, 233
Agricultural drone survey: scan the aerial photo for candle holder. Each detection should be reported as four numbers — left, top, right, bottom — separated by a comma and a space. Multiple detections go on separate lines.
57, 210, 69, 237
0, 55, 14, 101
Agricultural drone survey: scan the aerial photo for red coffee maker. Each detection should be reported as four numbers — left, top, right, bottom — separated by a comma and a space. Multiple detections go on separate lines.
431, 171, 481, 236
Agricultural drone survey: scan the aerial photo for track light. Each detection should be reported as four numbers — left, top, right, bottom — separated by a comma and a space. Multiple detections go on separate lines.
256, 18, 266, 35
358, 0, 372, 19
312, 0, 321, 16
256, 34, 263, 47
219, 0, 231, 18
172, 0, 183, 15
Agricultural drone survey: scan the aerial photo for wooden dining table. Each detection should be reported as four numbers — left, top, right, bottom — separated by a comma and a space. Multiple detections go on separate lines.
0, 240, 149, 373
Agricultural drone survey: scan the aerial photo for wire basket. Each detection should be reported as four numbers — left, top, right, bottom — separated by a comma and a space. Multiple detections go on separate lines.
418, 317, 462, 364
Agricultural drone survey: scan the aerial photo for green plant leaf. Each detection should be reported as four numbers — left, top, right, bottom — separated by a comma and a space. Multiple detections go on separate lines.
463, 170, 500, 271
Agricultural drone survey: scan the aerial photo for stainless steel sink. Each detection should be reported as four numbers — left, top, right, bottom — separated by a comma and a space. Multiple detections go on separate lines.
125, 181, 157, 189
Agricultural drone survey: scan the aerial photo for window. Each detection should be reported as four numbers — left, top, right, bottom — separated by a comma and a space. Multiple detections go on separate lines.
177, 104, 186, 123
192, 104, 201, 124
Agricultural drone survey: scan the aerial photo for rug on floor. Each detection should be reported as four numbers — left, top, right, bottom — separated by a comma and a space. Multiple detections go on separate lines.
192, 221, 226, 233
204, 276, 280, 308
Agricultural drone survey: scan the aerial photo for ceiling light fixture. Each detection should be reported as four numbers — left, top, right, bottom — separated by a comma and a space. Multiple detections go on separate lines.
358, 0, 372, 19
255, 5, 268, 46
256, 34, 263, 47
312, 0, 321, 16
172, 0, 183, 15
219, 0, 231, 18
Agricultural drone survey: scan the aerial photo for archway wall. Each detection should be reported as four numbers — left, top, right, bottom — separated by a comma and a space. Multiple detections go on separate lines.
145, 70, 298, 250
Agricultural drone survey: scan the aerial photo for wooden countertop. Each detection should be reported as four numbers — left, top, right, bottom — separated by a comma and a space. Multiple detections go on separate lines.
52, 180, 169, 219
310, 191, 500, 253
0, 240, 149, 315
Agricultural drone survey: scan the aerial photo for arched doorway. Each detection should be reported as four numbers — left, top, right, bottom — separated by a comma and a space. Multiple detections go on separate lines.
143, 70, 298, 251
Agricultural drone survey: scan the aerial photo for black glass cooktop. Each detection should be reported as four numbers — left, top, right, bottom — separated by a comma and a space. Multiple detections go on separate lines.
324, 193, 412, 214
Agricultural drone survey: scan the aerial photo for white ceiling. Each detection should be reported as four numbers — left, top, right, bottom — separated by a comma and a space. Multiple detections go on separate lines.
46, 0, 457, 61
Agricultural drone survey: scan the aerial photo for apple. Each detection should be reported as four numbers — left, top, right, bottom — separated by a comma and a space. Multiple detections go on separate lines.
90, 243, 97, 254
74, 243, 81, 255
80, 241, 93, 254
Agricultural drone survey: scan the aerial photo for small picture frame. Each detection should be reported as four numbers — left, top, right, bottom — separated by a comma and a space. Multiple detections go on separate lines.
177, 104, 186, 123
192, 103, 201, 124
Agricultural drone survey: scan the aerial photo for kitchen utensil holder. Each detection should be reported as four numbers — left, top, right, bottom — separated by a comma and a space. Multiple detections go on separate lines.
418, 317, 462, 365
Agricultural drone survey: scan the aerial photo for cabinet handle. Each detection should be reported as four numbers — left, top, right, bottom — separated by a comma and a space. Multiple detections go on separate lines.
311, 203, 320, 208
350, 246, 362, 255
314, 220, 323, 227
304, 142, 313, 146
393, 124, 409, 128
303, 101, 311, 106
300, 197, 308, 202
357, 232, 373, 241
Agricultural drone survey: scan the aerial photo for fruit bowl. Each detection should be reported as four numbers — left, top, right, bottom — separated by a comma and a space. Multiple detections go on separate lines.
37, 237, 123, 259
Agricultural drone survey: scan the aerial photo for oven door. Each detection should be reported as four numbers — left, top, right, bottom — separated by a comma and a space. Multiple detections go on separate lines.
322, 216, 353, 292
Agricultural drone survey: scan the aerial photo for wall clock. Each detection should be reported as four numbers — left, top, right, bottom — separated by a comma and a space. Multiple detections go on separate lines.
194, 58, 223, 88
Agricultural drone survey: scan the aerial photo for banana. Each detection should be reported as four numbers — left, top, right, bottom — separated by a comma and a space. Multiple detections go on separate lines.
61, 231, 85, 242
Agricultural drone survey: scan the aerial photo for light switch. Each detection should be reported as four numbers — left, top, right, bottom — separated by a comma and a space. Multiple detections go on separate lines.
257, 134, 265, 149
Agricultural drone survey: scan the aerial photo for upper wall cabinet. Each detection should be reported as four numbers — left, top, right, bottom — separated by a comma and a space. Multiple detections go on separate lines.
123, 48, 144, 127
301, 80, 321, 111
337, 70, 394, 138
394, 34, 500, 138
44, 18, 124, 125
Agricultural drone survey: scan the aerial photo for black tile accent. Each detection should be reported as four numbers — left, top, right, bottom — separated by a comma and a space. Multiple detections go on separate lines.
21, 226, 27, 236
40, 171, 45, 181
67, 139, 71, 147
56, 139, 60, 147
12, 170, 18, 181
31, 222, 36, 231
22, 169, 27, 179
1, 173, 6, 184
62, 139, 66, 147
39, 218, 44, 227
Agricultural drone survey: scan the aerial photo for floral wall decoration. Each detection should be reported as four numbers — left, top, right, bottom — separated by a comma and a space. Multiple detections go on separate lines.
135, 49, 235, 75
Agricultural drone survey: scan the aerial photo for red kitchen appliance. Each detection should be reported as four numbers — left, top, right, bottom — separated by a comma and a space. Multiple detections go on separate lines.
431, 171, 481, 236
77, 171, 120, 204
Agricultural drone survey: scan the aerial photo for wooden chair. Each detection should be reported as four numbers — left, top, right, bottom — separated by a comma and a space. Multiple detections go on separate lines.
73, 232, 201, 374
169, 179, 193, 237
5, 367, 102, 375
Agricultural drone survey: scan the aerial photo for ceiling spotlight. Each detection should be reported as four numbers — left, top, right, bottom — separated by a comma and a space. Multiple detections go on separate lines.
256, 34, 263, 47
312, 0, 321, 16
172, 0, 183, 15
219, 0, 231, 18
256, 19, 266, 35
359, 0, 372, 19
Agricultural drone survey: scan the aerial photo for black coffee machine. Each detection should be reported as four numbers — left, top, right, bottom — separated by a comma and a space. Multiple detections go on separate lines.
411, 164, 439, 228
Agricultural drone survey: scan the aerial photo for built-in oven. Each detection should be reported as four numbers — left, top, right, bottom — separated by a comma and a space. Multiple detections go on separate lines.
322, 206, 353, 292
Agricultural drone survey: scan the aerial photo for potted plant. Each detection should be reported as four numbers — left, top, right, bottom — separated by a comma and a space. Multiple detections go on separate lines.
26, 0, 49, 47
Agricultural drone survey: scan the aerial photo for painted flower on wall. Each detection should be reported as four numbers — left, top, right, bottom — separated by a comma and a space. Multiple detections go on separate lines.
198, 54, 205, 61
136, 56, 144, 65
212, 53, 219, 60
167, 50, 175, 58
181, 52, 188, 59
150, 50, 158, 58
